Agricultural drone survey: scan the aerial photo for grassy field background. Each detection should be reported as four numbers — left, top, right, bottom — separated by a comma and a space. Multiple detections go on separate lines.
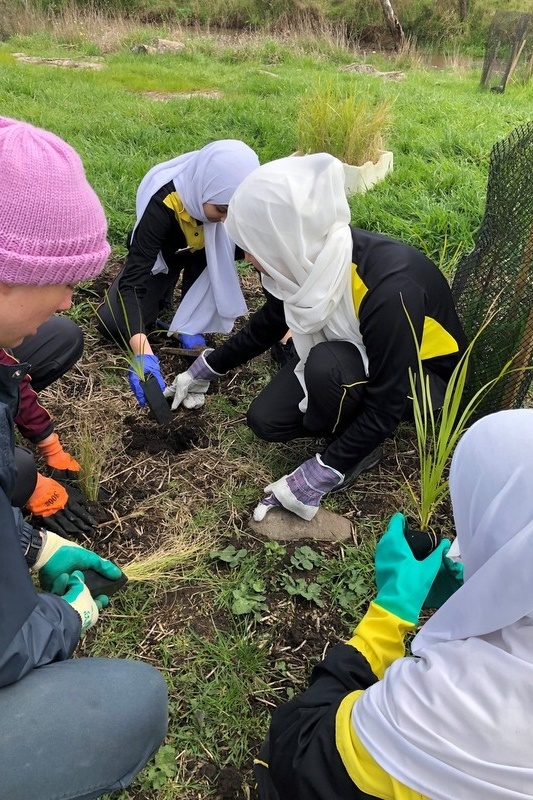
2, 18, 533, 800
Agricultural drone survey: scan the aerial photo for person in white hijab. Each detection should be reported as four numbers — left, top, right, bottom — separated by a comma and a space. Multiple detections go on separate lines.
96, 139, 259, 408
253, 408, 533, 800
165, 153, 465, 520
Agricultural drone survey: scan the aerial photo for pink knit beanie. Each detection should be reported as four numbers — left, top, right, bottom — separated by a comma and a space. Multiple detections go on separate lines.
0, 117, 110, 285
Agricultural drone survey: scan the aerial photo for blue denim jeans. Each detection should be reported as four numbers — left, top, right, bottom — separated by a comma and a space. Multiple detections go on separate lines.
0, 657, 168, 800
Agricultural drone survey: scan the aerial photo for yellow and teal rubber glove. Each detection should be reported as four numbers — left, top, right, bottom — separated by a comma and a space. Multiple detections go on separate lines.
32, 530, 122, 594
423, 552, 464, 609
374, 513, 451, 624
60, 570, 108, 632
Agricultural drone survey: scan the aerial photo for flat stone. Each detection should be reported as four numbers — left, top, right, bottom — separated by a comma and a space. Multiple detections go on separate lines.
249, 506, 353, 542
156, 38, 186, 52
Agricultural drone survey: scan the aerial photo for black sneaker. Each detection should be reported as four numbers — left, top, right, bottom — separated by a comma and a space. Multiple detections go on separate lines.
328, 446, 383, 494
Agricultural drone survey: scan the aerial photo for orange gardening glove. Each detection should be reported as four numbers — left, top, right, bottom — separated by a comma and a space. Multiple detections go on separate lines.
37, 432, 81, 482
25, 473, 95, 538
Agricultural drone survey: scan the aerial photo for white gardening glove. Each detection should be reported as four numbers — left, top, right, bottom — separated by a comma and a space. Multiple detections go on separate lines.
253, 455, 343, 522
163, 371, 209, 410
163, 349, 222, 411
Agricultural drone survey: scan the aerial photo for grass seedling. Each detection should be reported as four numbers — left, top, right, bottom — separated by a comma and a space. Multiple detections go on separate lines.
74, 419, 115, 502
404, 299, 519, 531
124, 532, 207, 582
97, 292, 172, 423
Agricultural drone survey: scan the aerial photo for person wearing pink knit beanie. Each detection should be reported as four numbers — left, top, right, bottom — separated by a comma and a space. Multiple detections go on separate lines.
0, 117, 167, 800
0, 116, 106, 539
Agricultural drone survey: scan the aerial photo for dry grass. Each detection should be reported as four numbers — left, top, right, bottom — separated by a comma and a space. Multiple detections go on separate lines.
0, 2, 150, 51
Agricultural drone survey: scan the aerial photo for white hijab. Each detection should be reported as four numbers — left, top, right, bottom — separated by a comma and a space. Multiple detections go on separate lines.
352, 409, 533, 799
135, 139, 260, 334
225, 153, 367, 411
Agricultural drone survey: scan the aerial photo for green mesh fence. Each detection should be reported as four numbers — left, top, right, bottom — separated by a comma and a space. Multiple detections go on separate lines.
451, 122, 533, 415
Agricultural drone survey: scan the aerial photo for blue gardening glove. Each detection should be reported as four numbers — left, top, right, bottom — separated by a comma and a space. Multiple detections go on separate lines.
423, 552, 464, 609
32, 530, 122, 593
253, 454, 343, 522
164, 349, 221, 411
60, 570, 108, 632
375, 513, 451, 624
178, 333, 207, 349
128, 354, 166, 407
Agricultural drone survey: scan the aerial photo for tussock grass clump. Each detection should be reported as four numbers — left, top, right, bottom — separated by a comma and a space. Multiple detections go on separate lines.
74, 419, 116, 502
124, 529, 209, 581
297, 79, 391, 165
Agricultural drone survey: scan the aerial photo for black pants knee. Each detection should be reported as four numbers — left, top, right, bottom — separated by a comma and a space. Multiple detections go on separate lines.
12, 316, 84, 392
96, 268, 180, 343
247, 341, 367, 442
96, 251, 208, 344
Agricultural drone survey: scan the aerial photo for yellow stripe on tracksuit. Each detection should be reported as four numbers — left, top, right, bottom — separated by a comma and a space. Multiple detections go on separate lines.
163, 192, 205, 251
335, 602, 429, 800
351, 263, 460, 361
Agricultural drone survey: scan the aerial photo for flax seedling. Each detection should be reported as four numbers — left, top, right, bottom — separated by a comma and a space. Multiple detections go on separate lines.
404, 300, 518, 531
97, 293, 172, 423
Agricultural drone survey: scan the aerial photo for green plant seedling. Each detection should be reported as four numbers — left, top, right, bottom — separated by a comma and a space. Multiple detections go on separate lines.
96, 293, 172, 424
403, 298, 520, 531
73, 420, 115, 503
290, 545, 322, 571
139, 745, 178, 793
210, 544, 249, 568
231, 580, 268, 619
263, 540, 287, 562
281, 575, 324, 607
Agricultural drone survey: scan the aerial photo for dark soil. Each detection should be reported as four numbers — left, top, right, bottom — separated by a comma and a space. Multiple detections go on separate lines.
122, 413, 211, 454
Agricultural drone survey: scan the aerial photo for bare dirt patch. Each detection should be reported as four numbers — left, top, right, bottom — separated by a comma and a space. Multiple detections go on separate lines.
140, 90, 223, 101
12, 53, 104, 69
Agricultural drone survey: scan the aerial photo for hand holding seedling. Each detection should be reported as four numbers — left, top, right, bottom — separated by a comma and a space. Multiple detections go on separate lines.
32, 530, 122, 595
374, 513, 450, 624
59, 570, 108, 632
128, 353, 166, 407
423, 549, 464, 609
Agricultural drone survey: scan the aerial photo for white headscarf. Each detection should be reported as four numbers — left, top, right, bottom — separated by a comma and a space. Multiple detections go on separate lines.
135, 139, 260, 334
225, 153, 367, 411
352, 409, 533, 799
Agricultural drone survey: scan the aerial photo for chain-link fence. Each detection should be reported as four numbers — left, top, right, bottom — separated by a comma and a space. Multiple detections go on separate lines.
451, 122, 533, 415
